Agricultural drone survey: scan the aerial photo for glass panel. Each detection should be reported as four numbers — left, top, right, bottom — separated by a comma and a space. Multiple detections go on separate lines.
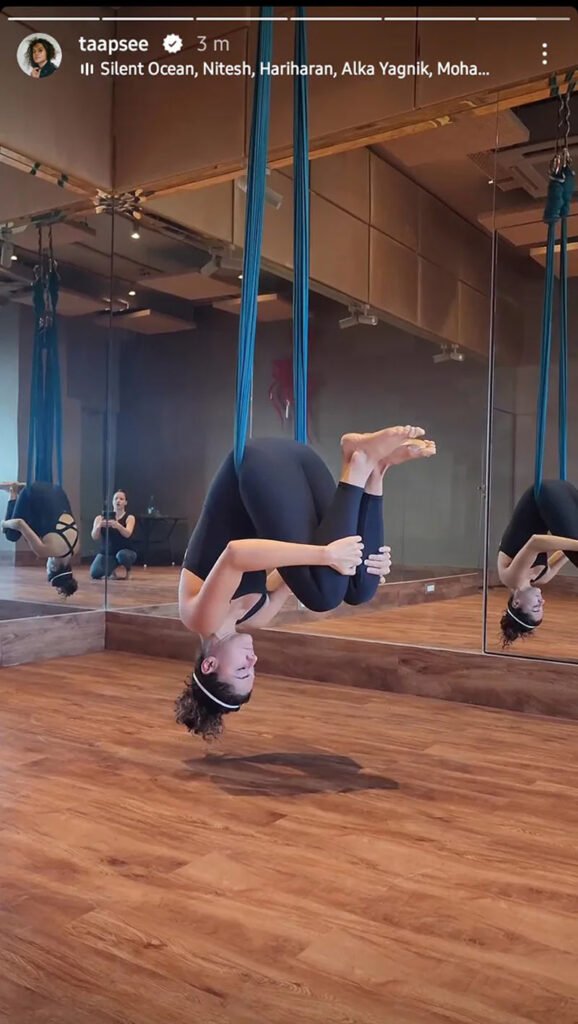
486, 87, 578, 662
0, 166, 113, 625
106, 137, 496, 658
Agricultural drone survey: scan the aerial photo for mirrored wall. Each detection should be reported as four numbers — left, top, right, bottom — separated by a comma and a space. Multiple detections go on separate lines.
103, 128, 499, 656
486, 87, 578, 664
4, 9, 578, 679
0, 162, 113, 645
10, 11, 577, 671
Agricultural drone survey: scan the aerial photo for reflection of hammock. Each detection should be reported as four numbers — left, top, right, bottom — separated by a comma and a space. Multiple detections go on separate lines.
534, 72, 575, 500
27, 224, 63, 485
234, 8, 309, 468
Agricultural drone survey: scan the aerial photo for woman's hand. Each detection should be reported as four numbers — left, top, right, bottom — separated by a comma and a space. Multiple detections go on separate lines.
1, 518, 21, 530
364, 546, 392, 582
325, 536, 364, 575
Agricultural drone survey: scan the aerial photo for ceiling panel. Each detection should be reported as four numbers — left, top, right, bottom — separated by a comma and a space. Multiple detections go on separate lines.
94, 307, 195, 334
142, 270, 240, 301
213, 293, 292, 321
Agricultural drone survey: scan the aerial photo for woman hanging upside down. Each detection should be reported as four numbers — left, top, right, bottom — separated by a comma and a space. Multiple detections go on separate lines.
176, 426, 436, 740
498, 479, 578, 646
0, 481, 79, 597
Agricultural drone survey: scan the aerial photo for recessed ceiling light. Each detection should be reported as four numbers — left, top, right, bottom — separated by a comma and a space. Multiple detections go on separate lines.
131, 229, 140, 240
128, 289, 136, 297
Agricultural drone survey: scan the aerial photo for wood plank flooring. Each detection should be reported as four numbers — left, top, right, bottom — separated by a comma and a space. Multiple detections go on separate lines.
1, 652, 578, 1023
0, 566, 477, 614
3, 566, 578, 663
278, 591, 578, 662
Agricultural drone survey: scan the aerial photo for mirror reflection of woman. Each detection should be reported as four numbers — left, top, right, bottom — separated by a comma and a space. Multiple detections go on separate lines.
498, 480, 578, 646
176, 428, 436, 741
27, 38, 58, 79
90, 490, 137, 580
0, 481, 79, 597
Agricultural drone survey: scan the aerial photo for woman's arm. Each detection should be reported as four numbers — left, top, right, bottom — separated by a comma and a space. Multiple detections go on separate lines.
536, 550, 569, 586
532, 533, 578, 553
179, 540, 330, 635
5, 519, 50, 557
179, 537, 362, 636
91, 515, 104, 542
499, 533, 578, 587
113, 514, 135, 540
227, 538, 329, 573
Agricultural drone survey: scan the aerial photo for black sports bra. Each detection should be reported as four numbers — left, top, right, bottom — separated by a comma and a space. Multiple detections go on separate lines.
235, 592, 268, 626
53, 516, 79, 557
530, 561, 548, 584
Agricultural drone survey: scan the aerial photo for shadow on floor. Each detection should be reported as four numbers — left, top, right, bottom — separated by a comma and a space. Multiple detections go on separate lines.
181, 751, 399, 797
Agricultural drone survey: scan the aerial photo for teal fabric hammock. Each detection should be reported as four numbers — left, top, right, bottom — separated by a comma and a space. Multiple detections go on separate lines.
292, 11, 310, 445
534, 74, 576, 499
234, 7, 310, 469
27, 227, 63, 485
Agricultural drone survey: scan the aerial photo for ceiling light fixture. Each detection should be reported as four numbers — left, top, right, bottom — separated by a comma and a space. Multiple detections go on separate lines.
236, 168, 283, 210
338, 304, 378, 330
433, 343, 465, 364
200, 248, 244, 278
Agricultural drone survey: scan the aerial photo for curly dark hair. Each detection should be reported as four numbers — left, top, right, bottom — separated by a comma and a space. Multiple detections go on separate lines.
27, 38, 57, 68
48, 568, 79, 598
499, 597, 541, 648
175, 654, 252, 742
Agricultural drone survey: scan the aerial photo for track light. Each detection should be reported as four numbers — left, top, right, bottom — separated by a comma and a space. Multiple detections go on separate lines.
433, 343, 465, 364
200, 248, 244, 278
236, 169, 283, 210
338, 304, 378, 330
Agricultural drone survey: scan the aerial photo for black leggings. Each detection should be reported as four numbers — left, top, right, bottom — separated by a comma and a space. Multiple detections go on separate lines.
236, 438, 384, 612
2, 493, 26, 544
536, 480, 578, 569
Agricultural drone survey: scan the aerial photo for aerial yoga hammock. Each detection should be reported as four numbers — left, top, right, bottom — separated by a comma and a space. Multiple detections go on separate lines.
175, 8, 436, 740
0, 224, 79, 597
497, 72, 578, 646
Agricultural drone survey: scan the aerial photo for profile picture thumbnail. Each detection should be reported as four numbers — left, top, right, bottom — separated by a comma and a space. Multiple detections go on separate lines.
17, 33, 62, 79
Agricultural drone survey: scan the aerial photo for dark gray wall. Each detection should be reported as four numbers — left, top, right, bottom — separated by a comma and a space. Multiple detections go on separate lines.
0, 305, 21, 558
115, 309, 488, 570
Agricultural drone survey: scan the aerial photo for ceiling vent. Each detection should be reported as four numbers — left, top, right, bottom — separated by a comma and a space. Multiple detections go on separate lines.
469, 136, 578, 199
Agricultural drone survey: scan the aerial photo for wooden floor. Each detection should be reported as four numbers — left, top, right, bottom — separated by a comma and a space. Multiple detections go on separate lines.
0, 566, 473, 614
0, 565, 179, 611
279, 591, 578, 662
2, 567, 578, 662
1, 652, 578, 1023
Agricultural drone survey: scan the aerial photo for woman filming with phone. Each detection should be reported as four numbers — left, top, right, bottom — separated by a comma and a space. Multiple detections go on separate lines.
90, 490, 137, 580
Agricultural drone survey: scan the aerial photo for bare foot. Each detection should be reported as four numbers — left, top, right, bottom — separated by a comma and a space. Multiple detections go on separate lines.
341, 426, 425, 463
340, 448, 380, 487
382, 438, 437, 468
1, 482, 25, 500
